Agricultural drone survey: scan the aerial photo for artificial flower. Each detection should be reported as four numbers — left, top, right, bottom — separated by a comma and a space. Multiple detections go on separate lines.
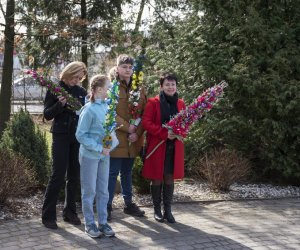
27, 69, 82, 111
164, 80, 228, 139
103, 79, 120, 149
128, 54, 145, 126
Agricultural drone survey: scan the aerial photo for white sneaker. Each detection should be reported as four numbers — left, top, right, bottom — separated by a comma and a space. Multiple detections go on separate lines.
85, 223, 102, 238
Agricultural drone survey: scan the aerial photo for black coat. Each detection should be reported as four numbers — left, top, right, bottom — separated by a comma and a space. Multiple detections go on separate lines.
43, 81, 87, 134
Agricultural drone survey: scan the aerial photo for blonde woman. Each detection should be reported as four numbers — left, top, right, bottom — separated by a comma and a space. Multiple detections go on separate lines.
42, 61, 87, 229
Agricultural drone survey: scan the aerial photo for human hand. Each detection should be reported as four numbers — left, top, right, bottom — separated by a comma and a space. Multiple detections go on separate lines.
167, 130, 177, 140
102, 148, 110, 156
128, 124, 137, 134
58, 96, 67, 106
128, 133, 138, 143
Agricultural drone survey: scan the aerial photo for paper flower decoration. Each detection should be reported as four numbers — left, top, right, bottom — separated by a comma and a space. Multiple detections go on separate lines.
103, 79, 120, 148
26, 70, 82, 111
128, 54, 145, 126
165, 80, 228, 139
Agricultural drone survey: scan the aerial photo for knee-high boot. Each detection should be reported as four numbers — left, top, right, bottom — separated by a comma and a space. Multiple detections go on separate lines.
151, 184, 164, 222
163, 183, 175, 223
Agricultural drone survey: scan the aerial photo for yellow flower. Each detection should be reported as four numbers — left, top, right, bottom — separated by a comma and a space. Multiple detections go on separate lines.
138, 72, 143, 78
138, 76, 143, 82
132, 73, 137, 80
132, 85, 137, 90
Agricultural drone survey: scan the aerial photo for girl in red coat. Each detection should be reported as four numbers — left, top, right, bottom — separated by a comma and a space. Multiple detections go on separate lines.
142, 73, 185, 223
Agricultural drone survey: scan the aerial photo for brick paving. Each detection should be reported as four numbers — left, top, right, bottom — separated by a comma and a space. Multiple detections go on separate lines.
0, 198, 299, 249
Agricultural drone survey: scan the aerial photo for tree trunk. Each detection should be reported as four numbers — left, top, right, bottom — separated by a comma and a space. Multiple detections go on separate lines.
0, 0, 15, 137
81, 0, 88, 90
134, 0, 146, 33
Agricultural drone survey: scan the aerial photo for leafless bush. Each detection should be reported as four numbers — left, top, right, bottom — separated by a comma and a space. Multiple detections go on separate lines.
197, 148, 251, 192
0, 149, 36, 204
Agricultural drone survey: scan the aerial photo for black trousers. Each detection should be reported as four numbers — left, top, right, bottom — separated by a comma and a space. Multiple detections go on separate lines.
42, 133, 80, 221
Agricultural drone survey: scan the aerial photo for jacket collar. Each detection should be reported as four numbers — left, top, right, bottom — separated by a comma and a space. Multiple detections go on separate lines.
94, 98, 107, 104
60, 80, 74, 90
119, 79, 132, 91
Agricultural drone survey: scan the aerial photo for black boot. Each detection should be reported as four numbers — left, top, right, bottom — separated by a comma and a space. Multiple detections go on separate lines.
151, 185, 164, 222
163, 183, 175, 223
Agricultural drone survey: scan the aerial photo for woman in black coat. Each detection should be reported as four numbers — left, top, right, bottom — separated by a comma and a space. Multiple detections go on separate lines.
42, 61, 87, 229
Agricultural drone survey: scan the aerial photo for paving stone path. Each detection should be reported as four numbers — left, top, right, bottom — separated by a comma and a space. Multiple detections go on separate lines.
0, 198, 299, 249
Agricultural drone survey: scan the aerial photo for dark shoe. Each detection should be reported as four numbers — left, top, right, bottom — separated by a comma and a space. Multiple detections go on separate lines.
42, 219, 58, 229
99, 223, 115, 237
154, 208, 164, 222
163, 183, 176, 223
124, 203, 145, 217
151, 184, 164, 223
85, 223, 102, 238
63, 213, 81, 225
163, 210, 175, 223
107, 204, 112, 221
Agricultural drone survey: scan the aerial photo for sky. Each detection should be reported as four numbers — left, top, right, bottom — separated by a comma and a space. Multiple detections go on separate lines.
0, 0, 5, 33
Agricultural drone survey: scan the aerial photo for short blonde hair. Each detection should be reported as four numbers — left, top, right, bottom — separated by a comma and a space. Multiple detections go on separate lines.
60, 61, 87, 82
89, 74, 109, 103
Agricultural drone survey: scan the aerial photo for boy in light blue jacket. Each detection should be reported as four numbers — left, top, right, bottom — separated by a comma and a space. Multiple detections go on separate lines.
76, 74, 118, 238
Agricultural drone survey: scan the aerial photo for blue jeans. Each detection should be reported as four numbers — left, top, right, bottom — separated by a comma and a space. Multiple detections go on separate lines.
108, 158, 135, 206
79, 154, 109, 225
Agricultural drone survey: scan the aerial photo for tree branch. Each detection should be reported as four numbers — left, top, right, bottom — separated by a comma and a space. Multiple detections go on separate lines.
146, 0, 175, 39
0, 2, 5, 18
134, 0, 146, 33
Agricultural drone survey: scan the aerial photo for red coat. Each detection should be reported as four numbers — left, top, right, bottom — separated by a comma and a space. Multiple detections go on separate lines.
142, 95, 186, 180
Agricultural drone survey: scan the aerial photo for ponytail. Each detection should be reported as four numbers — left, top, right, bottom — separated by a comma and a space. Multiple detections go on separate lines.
89, 74, 109, 103
90, 92, 95, 103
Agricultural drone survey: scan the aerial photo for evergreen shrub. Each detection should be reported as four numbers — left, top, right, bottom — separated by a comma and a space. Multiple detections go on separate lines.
132, 157, 150, 194
146, 1, 300, 184
0, 109, 50, 186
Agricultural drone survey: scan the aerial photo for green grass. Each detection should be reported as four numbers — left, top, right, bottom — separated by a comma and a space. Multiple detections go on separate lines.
32, 114, 52, 158
44, 130, 52, 158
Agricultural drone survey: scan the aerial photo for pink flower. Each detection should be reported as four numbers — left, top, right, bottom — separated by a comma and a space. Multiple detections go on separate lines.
40, 80, 46, 86
208, 97, 216, 102
54, 87, 61, 92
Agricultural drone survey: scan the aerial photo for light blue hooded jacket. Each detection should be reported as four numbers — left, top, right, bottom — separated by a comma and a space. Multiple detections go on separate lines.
76, 99, 118, 160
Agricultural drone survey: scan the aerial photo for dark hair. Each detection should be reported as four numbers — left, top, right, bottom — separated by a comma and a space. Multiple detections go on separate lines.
117, 54, 134, 66
159, 73, 178, 86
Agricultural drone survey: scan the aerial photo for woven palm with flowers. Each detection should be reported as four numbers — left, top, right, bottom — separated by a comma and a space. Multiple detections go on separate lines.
128, 54, 146, 126
102, 79, 120, 149
165, 80, 228, 139
26, 69, 82, 111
